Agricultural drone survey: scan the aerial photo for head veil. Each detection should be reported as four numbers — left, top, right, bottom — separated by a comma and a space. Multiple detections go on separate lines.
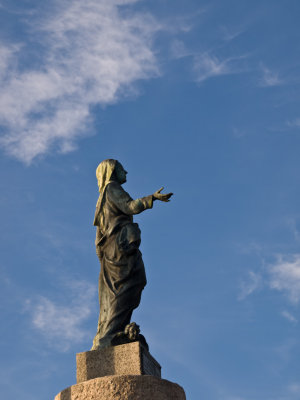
93, 159, 118, 226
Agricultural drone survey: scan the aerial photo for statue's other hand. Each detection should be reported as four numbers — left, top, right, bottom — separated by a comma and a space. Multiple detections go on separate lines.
153, 187, 173, 202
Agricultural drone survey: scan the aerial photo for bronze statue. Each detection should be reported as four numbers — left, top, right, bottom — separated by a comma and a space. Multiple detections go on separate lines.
91, 159, 173, 350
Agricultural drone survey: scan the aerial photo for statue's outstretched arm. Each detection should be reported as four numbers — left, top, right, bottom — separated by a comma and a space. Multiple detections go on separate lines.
108, 182, 173, 216
108, 182, 153, 215
153, 187, 173, 202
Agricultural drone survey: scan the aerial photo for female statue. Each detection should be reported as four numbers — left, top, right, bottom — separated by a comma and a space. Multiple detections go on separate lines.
91, 159, 173, 350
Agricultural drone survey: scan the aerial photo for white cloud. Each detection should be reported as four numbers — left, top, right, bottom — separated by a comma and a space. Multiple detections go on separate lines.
269, 255, 300, 304
288, 383, 300, 394
0, 43, 20, 79
27, 280, 96, 350
238, 270, 262, 300
0, 0, 160, 163
285, 217, 300, 242
287, 118, 300, 128
170, 44, 247, 83
220, 26, 245, 42
274, 338, 298, 366
281, 310, 298, 323
232, 127, 247, 138
170, 39, 191, 59
193, 53, 245, 83
259, 65, 282, 87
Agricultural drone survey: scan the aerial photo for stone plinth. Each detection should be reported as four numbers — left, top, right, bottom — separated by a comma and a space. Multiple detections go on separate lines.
54, 342, 186, 400
55, 375, 186, 400
77, 342, 161, 383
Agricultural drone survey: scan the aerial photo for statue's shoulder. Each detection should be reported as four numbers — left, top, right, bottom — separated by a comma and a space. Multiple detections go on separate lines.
106, 181, 121, 190
106, 181, 124, 198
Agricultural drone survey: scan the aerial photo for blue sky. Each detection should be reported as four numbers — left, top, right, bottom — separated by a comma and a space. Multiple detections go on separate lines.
0, 0, 300, 399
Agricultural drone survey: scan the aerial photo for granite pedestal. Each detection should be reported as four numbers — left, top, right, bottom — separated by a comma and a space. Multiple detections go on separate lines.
77, 341, 161, 382
54, 342, 186, 400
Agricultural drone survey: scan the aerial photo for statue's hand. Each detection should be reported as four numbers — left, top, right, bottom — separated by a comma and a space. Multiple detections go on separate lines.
153, 187, 173, 202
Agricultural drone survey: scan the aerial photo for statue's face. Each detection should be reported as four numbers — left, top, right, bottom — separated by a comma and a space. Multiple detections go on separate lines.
115, 162, 127, 184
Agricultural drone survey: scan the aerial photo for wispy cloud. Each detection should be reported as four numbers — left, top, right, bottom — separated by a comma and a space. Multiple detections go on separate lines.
0, 0, 160, 163
269, 255, 300, 304
220, 26, 245, 42
0, 43, 20, 79
281, 310, 298, 323
259, 65, 282, 87
238, 270, 262, 300
287, 118, 300, 128
232, 127, 247, 138
238, 250, 300, 332
193, 53, 246, 83
26, 280, 96, 350
288, 383, 300, 395
170, 39, 191, 59
284, 216, 300, 243
274, 338, 298, 366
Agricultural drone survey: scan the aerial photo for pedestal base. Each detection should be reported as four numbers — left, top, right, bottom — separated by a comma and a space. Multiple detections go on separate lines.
77, 342, 161, 383
55, 375, 186, 400
54, 342, 186, 399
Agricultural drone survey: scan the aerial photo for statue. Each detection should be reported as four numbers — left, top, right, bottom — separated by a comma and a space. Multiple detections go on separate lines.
91, 159, 173, 350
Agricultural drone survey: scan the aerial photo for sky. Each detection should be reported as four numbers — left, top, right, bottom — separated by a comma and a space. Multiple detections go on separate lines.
0, 0, 300, 399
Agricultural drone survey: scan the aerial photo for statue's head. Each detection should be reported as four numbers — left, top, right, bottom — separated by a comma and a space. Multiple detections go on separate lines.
113, 161, 127, 184
96, 159, 127, 192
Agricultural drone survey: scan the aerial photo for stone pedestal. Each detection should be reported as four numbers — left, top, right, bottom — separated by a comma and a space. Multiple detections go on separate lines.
77, 342, 161, 382
55, 375, 185, 400
54, 342, 186, 400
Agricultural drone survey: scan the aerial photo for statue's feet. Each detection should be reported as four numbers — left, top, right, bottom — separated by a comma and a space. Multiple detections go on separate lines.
91, 322, 149, 351
90, 335, 101, 350
111, 322, 149, 351
124, 322, 140, 341
91, 334, 113, 350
